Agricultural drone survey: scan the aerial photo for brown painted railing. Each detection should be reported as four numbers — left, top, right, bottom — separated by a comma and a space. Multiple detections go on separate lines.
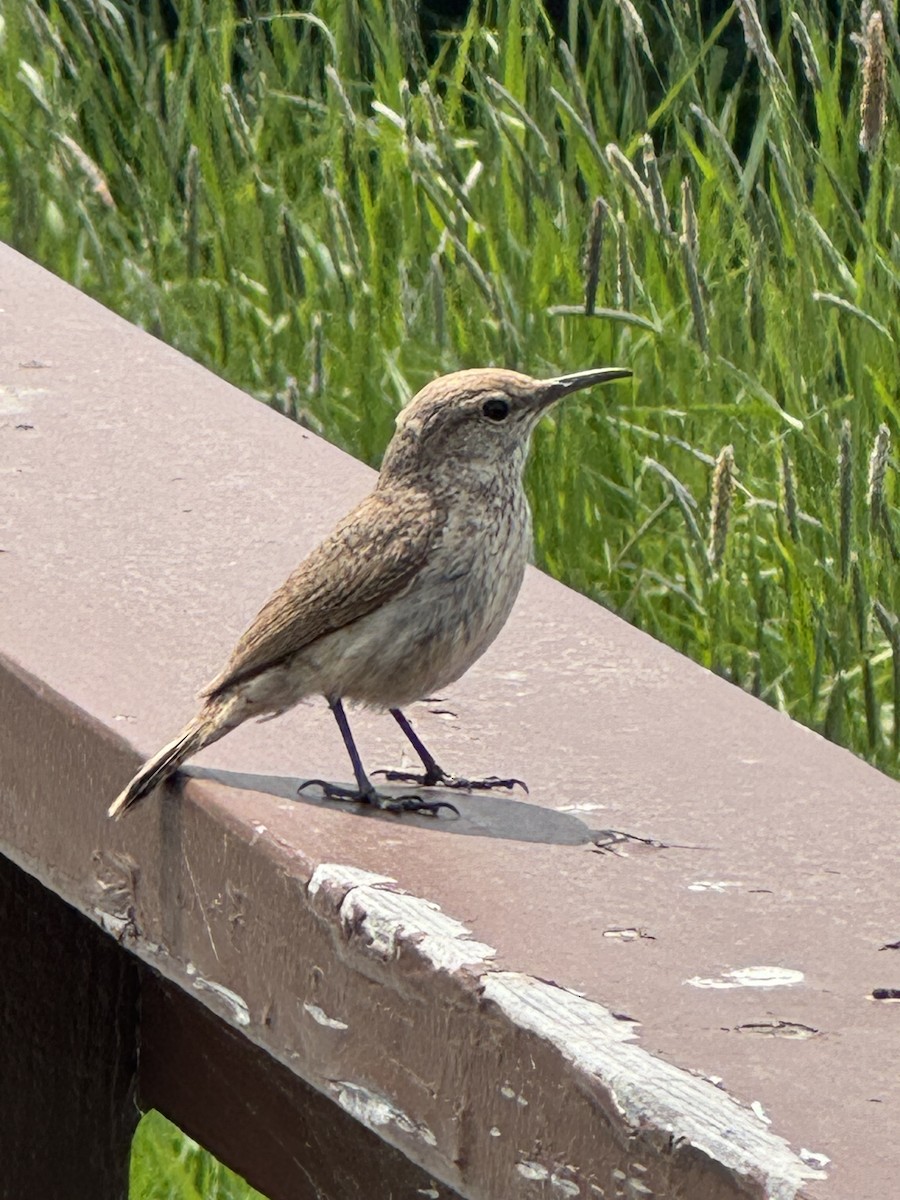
1, 243, 896, 1200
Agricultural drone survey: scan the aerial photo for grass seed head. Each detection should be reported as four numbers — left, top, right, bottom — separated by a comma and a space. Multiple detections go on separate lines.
680, 178, 708, 351
184, 144, 200, 276
780, 445, 800, 542
736, 0, 787, 88
839, 419, 853, 581
859, 11, 887, 155
58, 134, 115, 209
708, 445, 736, 569
680, 176, 698, 257
790, 14, 822, 92
606, 143, 656, 224
583, 196, 607, 315
615, 211, 634, 311
641, 135, 673, 238
867, 423, 891, 528
325, 65, 357, 130
614, 0, 654, 63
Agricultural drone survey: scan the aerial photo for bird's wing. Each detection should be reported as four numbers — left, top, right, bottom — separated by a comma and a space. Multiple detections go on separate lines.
202, 486, 443, 699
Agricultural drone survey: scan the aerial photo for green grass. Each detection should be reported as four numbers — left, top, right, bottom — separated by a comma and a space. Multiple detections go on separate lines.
131, 1111, 264, 1200
1, 1, 898, 1193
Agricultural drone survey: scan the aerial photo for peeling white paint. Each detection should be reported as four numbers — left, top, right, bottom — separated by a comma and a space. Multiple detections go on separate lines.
687, 966, 804, 990
516, 1160, 549, 1181
551, 1174, 581, 1197
303, 1003, 349, 1030
92, 908, 132, 939
751, 1100, 772, 1125
335, 880, 495, 972
799, 1149, 831, 1170
330, 1080, 436, 1147
483, 972, 825, 1200
308, 863, 395, 896
9, 843, 829, 1200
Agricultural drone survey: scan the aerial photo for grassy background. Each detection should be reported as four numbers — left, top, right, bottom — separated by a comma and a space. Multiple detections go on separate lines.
1, 0, 898, 1195
130, 1112, 265, 1200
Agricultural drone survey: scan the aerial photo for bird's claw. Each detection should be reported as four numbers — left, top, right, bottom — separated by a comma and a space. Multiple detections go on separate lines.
297, 778, 458, 818
372, 767, 528, 795
390, 795, 460, 817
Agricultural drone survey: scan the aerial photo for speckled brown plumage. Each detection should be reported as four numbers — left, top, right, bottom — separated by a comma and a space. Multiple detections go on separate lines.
109, 365, 631, 818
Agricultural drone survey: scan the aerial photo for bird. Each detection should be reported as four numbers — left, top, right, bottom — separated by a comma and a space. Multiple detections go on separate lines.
109, 365, 631, 820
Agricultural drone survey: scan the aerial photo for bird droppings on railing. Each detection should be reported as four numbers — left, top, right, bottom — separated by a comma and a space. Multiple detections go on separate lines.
686, 966, 804, 989
187, 969, 251, 1027
329, 1080, 437, 1148
302, 1003, 349, 1030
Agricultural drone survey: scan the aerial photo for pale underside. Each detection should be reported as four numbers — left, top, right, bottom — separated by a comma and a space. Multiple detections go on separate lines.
202, 481, 531, 725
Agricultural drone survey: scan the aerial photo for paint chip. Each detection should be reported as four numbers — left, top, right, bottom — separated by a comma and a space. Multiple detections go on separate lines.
687, 966, 804, 989
303, 1003, 349, 1030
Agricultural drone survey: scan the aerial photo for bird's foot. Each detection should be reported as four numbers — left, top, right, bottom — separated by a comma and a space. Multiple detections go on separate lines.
297, 778, 458, 818
372, 766, 528, 795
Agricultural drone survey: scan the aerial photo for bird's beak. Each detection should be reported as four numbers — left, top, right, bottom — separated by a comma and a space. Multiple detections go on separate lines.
538, 367, 633, 407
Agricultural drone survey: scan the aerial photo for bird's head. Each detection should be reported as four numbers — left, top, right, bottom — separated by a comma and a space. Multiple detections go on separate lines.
379, 366, 632, 486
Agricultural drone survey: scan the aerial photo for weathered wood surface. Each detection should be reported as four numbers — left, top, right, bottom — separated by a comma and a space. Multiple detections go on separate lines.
2, 242, 898, 1198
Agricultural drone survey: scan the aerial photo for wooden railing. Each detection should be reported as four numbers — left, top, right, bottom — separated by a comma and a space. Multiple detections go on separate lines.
1, 243, 893, 1200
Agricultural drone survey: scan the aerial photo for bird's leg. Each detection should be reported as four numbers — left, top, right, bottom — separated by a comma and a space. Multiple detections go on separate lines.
298, 699, 458, 817
372, 709, 528, 794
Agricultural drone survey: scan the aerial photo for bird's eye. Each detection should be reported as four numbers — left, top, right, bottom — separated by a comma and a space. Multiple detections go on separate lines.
481, 397, 510, 422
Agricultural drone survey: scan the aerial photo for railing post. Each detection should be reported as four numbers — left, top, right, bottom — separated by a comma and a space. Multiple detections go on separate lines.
0, 854, 139, 1200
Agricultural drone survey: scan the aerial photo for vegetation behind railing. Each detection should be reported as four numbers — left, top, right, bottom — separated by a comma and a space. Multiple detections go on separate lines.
3, 0, 898, 775
1, 3, 898, 1193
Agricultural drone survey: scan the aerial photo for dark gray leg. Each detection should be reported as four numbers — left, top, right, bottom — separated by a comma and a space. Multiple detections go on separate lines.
372, 708, 528, 794
297, 699, 459, 816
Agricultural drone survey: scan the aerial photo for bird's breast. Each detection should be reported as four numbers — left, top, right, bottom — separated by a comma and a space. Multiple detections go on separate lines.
315, 484, 532, 708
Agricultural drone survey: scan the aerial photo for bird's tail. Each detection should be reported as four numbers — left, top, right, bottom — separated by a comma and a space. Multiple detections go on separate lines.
108, 717, 210, 820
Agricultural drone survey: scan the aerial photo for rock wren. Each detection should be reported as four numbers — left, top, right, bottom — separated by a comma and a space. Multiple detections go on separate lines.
109, 365, 630, 819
